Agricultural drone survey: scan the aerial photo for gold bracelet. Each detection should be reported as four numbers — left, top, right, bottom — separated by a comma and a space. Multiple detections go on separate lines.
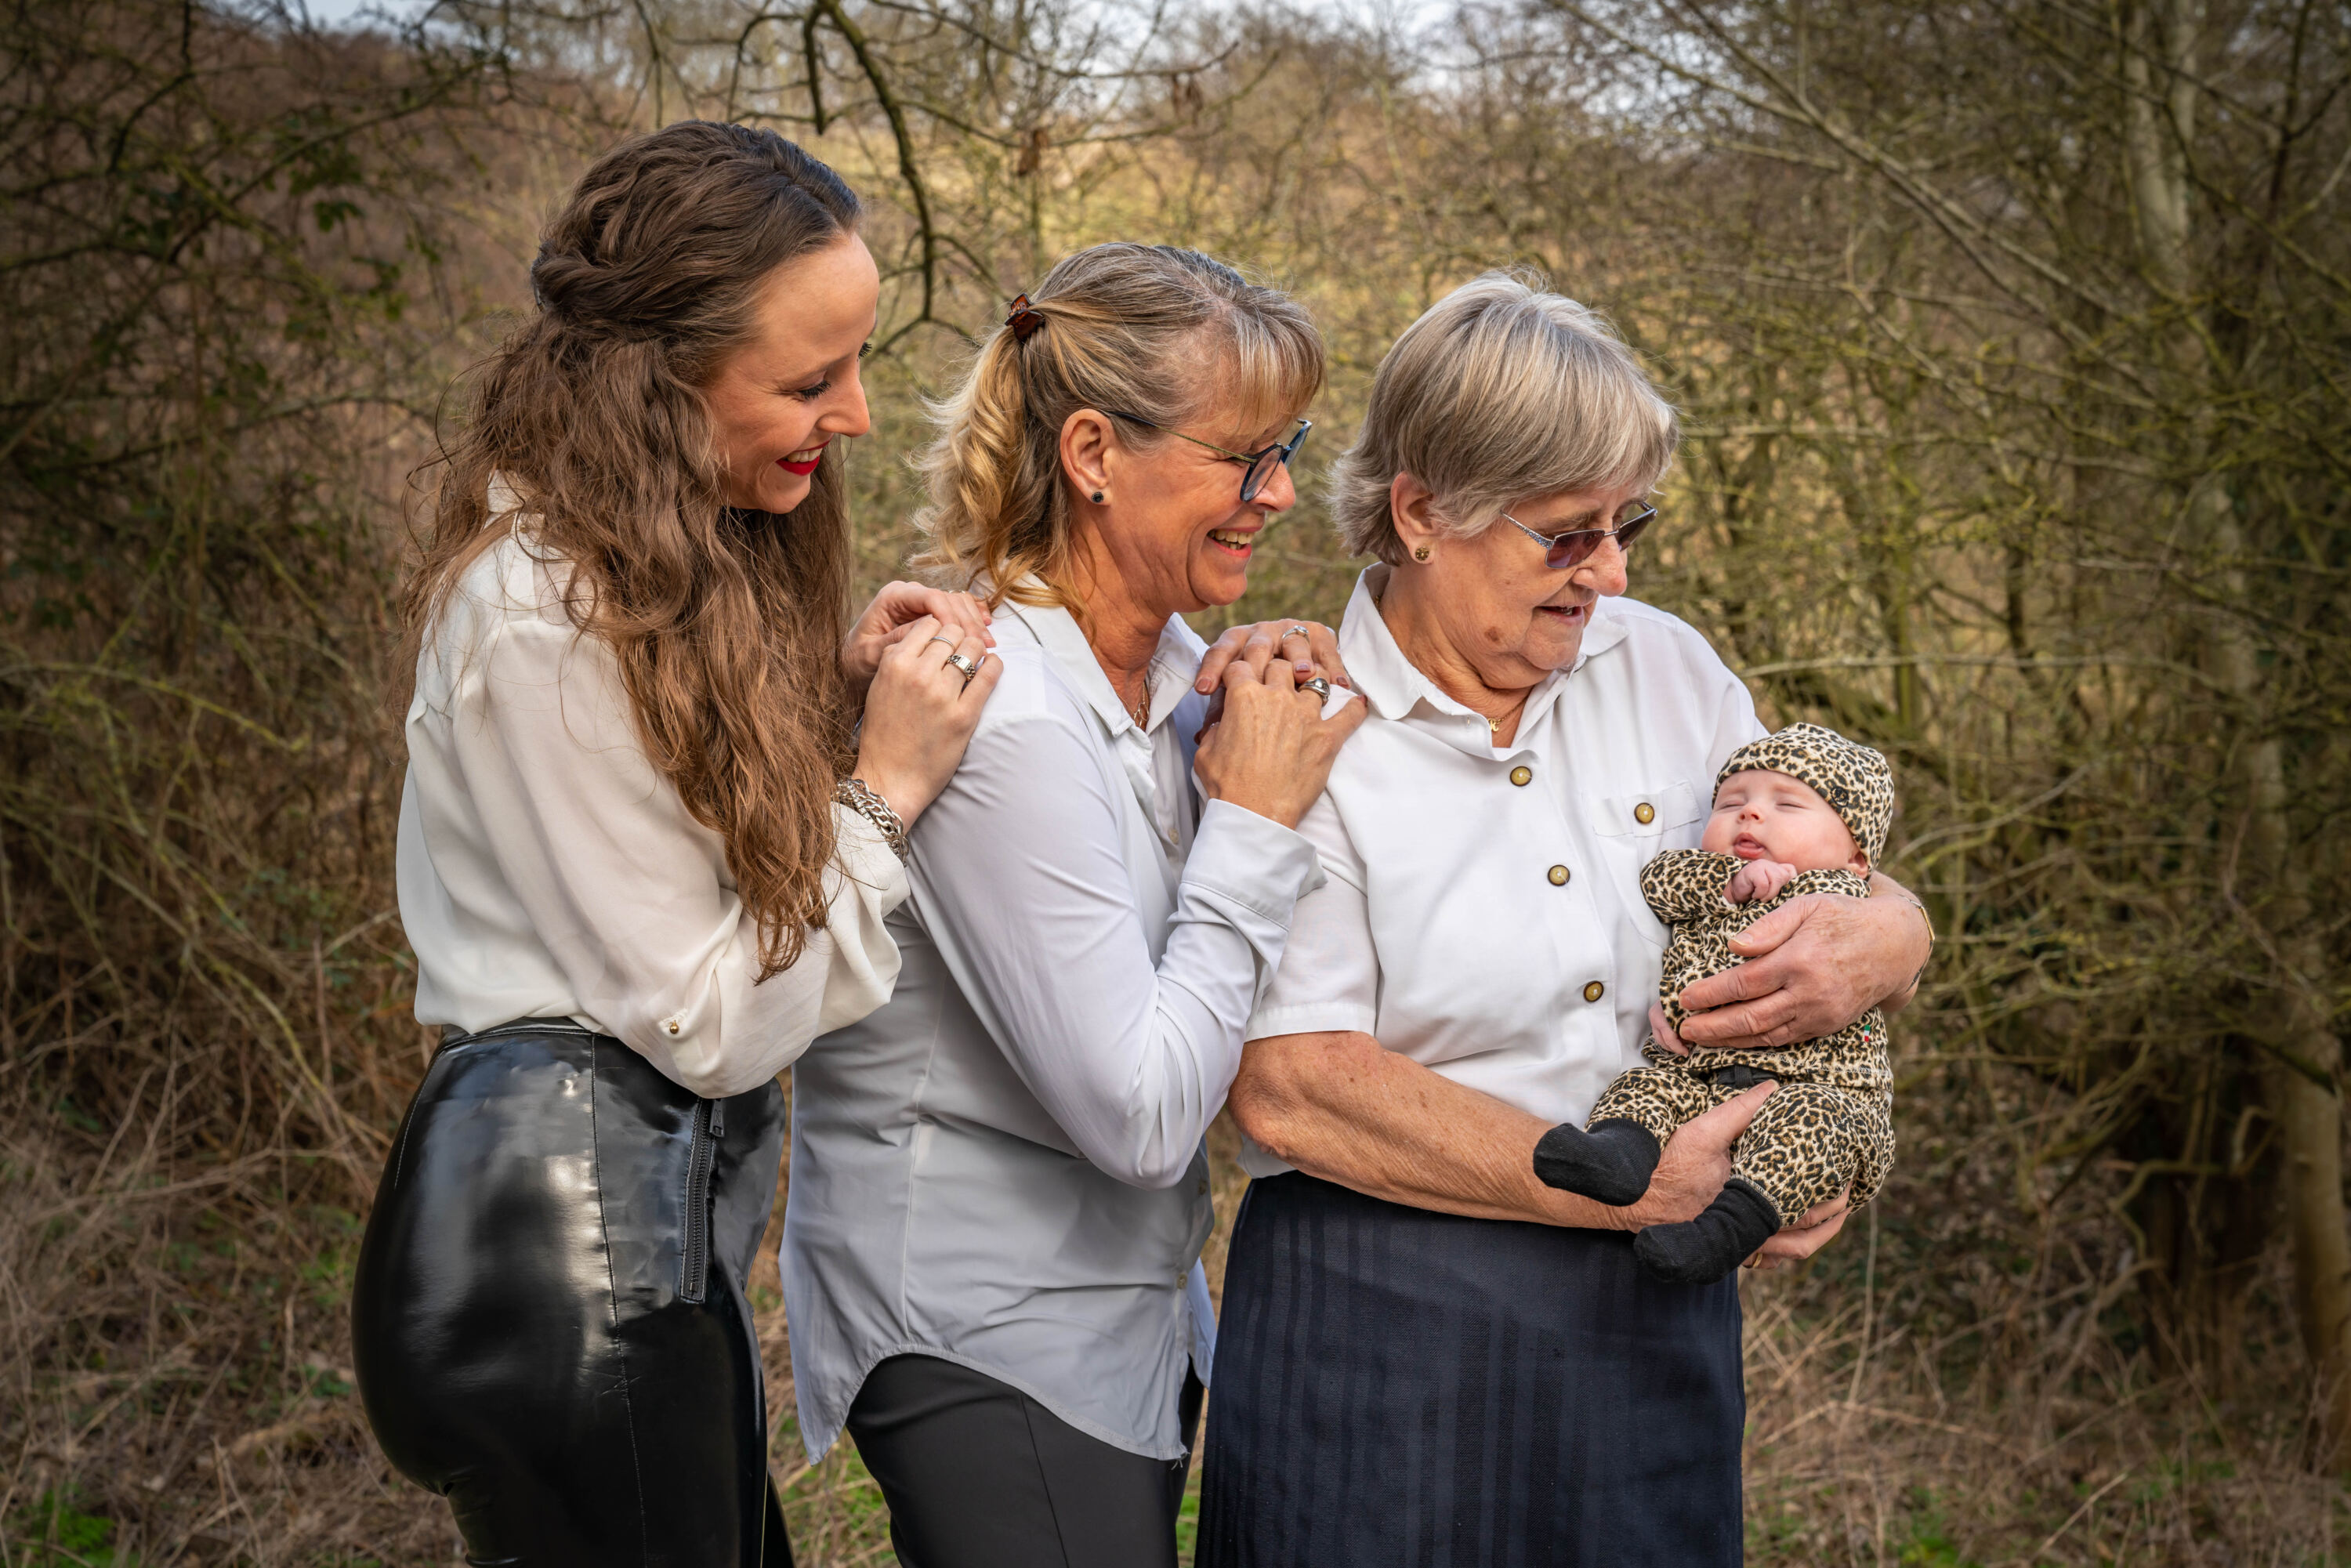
1896, 893, 1936, 994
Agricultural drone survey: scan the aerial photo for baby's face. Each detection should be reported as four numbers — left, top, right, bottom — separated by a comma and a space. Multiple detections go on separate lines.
1700, 769, 1868, 874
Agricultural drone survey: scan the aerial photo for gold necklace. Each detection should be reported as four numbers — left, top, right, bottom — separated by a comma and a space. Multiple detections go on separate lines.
1485, 691, 1531, 735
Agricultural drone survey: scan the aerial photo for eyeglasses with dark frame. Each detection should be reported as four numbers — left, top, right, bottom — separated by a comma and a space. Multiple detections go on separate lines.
1498, 500, 1657, 569
1101, 411, 1312, 505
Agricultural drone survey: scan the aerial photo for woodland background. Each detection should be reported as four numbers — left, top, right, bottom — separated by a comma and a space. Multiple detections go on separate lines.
4, 0, 2349, 1561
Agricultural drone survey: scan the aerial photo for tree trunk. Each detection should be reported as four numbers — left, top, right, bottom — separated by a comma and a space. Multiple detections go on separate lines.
2122, 0, 2351, 1458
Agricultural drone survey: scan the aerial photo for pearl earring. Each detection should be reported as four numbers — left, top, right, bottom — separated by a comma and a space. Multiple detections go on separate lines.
1414, 545, 1431, 562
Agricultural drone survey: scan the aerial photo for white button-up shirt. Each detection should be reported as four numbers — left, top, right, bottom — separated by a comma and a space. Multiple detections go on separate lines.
1242, 565, 1765, 1177
782, 590, 1324, 1462
396, 529, 909, 1097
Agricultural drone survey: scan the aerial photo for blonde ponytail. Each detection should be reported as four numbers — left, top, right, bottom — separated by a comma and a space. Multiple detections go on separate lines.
913, 244, 1323, 605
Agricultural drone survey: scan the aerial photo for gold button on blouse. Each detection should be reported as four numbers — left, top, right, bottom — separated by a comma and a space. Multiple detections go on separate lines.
1583, 981, 1606, 1003
1633, 801, 1656, 825
1509, 766, 1532, 787
1547, 864, 1570, 886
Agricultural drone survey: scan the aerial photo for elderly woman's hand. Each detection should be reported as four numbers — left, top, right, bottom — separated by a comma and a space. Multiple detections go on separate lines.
1746, 1190, 1852, 1271
1614, 1084, 1774, 1229
1672, 875, 1933, 1050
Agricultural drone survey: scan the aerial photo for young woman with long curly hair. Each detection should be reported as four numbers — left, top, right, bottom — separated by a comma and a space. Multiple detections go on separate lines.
350, 121, 1001, 1568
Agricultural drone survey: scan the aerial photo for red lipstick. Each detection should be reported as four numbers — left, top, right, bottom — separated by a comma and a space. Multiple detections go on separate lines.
778, 443, 828, 476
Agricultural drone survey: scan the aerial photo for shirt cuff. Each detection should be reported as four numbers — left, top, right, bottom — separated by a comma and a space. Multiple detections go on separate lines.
831, 802, 912, 916
1182, 798, 1324, 922
1244, 1001, 1377, 1043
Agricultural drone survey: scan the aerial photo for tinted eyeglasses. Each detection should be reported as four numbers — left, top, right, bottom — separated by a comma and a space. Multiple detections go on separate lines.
1103, 411, 1312, 505
1499, 501, 1657, 569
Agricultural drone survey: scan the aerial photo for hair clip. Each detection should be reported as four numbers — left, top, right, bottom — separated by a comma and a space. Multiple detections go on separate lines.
1005, 294, 1047, 342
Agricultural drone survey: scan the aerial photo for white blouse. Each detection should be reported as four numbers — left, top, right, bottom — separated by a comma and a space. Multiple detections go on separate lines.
783, 591, 1324, 1463
1243, 565, 1766, 1177
395, 529, 910, 1099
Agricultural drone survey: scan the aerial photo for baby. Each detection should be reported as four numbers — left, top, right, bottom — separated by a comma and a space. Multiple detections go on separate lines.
1535, 722, 1899, 1285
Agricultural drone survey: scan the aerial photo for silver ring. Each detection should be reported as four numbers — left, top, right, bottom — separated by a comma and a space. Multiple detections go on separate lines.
1300, 676, 1331, 699
944, 650, 982, 685
925, 636, 956, 650
1282, 624, 1312, 642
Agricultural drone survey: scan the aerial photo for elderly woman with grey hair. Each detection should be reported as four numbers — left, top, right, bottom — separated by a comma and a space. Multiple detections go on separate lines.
1196, 273, 1934, 1566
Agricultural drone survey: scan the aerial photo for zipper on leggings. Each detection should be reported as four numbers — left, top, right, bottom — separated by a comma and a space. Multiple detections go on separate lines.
679, 1095, 721, 1304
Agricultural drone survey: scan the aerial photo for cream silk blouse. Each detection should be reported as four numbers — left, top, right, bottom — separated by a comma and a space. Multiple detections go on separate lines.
395, 525, 909, 1099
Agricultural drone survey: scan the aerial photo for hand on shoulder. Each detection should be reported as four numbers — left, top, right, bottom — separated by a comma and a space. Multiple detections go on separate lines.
853, 614, 1003, 827
1193, 654, 1366, 830
843, 581, 994, 696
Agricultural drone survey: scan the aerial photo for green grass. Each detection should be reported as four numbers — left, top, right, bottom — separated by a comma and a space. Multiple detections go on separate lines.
6, 1488, 138, 1568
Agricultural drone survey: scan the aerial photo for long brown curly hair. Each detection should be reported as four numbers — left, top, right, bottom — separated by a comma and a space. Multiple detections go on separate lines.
400, 121, 861, 977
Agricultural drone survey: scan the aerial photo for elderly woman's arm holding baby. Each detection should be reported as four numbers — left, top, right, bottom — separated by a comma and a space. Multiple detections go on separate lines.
1230, 888, 1925, 1265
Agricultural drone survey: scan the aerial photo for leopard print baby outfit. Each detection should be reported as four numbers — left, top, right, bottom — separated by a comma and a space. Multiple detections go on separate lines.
1587, 848, 1896, 1226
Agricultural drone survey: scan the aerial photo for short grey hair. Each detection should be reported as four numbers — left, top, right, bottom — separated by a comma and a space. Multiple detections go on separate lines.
1328, 270, 1679, 565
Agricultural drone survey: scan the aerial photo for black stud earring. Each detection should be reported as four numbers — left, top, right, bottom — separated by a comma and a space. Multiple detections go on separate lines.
1091, 491, 1105, 503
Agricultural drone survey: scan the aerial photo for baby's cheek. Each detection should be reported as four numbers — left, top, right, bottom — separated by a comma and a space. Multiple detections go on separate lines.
1697, 813, 1741, 853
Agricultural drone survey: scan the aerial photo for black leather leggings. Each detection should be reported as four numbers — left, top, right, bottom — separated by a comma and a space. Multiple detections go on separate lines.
352, 1023, 794, 1567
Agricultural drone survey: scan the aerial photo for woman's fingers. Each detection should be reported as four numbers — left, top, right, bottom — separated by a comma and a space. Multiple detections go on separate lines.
1675, 896, 1839, 1049
1646, 1002, 1689, 1057
1675, 990, 1805, 1052
1300, 622, 1350, 689
847, 586, 994, 690
883, 614, 947, 671
854, 616, 998, 829
864, 581, 995, 644
928, 590, 995, 648
959, 644, 1004, 704
1194, 625, 1246, 692
885, 616, 994, 696
1796, 1188, 1853, 1229
1318, 689, 1368, 744
1627, 1084, 1773, 1227
1194, 658, 1365, 829
1686, 889, 1911, 1047
1195, 617, 1346, 693
1199, 623, 1278, 692
1683, 1081, 1775, 1148
1748, 1188, 1853, 1269
1222, 639, 1273, 692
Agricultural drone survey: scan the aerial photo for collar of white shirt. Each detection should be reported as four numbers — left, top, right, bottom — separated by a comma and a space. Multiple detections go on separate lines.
1338, 563, 1632, 760
997, 579, 1206, 737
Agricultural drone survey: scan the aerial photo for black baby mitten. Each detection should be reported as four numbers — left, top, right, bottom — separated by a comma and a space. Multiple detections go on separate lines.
1631, 1179, 1780, 1285
1532, 1119, 1661, 1207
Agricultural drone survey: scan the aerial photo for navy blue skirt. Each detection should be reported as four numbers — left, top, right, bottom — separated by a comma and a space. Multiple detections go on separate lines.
1197, 1173, 1744, 1568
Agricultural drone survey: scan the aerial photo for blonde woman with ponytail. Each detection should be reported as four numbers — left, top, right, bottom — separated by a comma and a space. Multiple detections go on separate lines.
353, 123, 1000, 1567
781, 244, 1364, 1567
